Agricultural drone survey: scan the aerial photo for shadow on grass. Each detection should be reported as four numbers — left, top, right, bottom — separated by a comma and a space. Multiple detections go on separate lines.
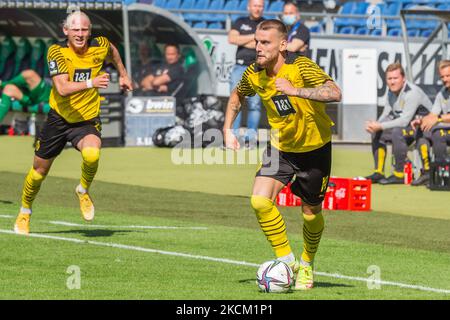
38, 229, 138, 237
0, 200, 13, 204
239, 278, 354, 289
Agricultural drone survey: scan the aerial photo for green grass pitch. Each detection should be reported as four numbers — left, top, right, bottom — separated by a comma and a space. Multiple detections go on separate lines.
0, 136, 449, 300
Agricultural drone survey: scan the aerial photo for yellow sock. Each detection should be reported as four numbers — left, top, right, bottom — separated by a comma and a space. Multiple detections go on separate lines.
250, 195, 292, 258
21, 168, 45, 209
420, 144, 430, 171
375, 147, 386, 174
80, 147, 100, 190
301, 212, 324, 264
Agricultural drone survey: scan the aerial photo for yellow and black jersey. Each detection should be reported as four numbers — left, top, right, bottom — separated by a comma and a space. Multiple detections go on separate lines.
237, 55, 334, 153
47, 36, 110, 123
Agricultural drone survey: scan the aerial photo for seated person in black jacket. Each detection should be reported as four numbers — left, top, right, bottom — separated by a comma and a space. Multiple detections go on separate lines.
140, 43, 184, 96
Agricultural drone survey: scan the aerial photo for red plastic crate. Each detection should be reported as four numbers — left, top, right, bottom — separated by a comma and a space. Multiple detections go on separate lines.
276, 183, 302, 206
276, 177, 371, 211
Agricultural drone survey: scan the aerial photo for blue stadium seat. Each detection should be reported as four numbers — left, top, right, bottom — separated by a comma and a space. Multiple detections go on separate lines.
203, 0, 225, 23
193, 21, 207, 29
165, 0, 181, 9
214, 0, 239, 23
338, 26, 356, 34
371, 28, 382, 36
387, 28, 402, 37
152, 0, 166, 7
180, 0, 195, 10
355, 27, 370, 35
420, 29, 433, 37
385, 2, 402, 29
184, 0, 211, 22
265, 0, 284, 19
437, 3, 450, 10
309, 24, 323, 34
407, 28, 419, 37
348, 2, 370, 28
334, 2, 357, 28
208, 22, 224, 29
232, 0, 248, 22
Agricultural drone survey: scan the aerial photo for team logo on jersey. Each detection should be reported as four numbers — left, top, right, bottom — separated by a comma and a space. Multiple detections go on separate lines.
35, 140, 40, 152
48, 60, 58, 76
73, 69, 92, 82
271, 95, 296, 117
93, 55, 102, 65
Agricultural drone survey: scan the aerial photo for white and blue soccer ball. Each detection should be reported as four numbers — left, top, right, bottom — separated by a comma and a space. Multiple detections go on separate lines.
256, 260, 294, 293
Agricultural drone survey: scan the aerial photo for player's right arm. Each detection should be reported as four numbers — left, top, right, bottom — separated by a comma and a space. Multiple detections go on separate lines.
52, 73, 110, 97
223, 65, 256, 150
223, 88, 246, 150
47, 44, 109, 97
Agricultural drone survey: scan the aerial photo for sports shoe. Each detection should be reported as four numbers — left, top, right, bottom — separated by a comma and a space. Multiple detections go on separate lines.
379, 175, 404, 185
411, 173, 429, 186
365, 172, 385, 183
288, 259, 300, 276
295, 263, 314, 290
14, 212, 31, 235
76, 187, 95, 221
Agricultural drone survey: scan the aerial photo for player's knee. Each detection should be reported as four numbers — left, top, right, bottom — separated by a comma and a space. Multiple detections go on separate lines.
81, 147, 100, 164
30, 167, 45, 181
250, 195, 273, 214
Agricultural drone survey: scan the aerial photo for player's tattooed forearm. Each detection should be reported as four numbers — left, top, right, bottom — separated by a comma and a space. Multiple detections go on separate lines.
296, 82, 341, 102
231, 103, 241, 113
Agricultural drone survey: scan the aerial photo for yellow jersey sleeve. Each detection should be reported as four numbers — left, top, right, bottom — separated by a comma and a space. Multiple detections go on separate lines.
294, 56, 333, 87
47, 44, 68, 77
236, 64, 256, 97
94, 36, 111, 52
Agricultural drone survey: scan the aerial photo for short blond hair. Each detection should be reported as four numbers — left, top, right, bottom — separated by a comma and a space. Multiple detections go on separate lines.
257, 19, 288, 40
386, 62, 405, 77
438, 60, 450, 71
64, 10, 91, 30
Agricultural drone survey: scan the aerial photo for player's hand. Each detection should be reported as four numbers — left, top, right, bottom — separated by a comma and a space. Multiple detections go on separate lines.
275, 78, 297, 96
93, 73, 110, 89
420, 113, 438, 132
410, 119, 421, 131
365, 120, 382, 133
223, 129, 240, 150
120, 75, 133, 92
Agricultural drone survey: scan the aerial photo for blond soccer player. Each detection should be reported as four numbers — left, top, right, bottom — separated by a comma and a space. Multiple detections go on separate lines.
14, 11, 132, 234
223, 20, 341, 290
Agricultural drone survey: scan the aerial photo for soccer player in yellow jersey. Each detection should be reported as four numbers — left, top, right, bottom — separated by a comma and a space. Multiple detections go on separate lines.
223, 20, 341, 290
14, 11, 132, 235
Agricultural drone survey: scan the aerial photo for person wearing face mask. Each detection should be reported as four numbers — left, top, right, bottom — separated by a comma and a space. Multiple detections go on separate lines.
281, 1, 310, 55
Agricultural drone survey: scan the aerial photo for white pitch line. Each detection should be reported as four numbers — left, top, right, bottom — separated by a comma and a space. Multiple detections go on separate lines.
0, 215, 13, 218
48, 220, 208, 230
0, 229, 449, 295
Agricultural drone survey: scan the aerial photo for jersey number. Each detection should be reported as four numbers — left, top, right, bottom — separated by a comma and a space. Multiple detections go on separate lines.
272, 95, 296, 117
73, 69, 92, 82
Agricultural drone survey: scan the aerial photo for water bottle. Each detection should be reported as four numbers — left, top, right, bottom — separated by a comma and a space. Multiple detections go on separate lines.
404, 160, 412, 185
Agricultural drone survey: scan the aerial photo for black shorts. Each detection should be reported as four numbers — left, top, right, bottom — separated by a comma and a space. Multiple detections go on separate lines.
256, 142, 332, 206
35, 109, 102, 159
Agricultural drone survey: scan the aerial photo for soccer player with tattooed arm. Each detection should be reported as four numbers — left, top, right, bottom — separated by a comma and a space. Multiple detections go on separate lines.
223, 19, 341, 290
14, 11, 133, 235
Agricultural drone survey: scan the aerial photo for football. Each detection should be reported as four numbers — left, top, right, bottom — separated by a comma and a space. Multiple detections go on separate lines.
256, 260, 294, 293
